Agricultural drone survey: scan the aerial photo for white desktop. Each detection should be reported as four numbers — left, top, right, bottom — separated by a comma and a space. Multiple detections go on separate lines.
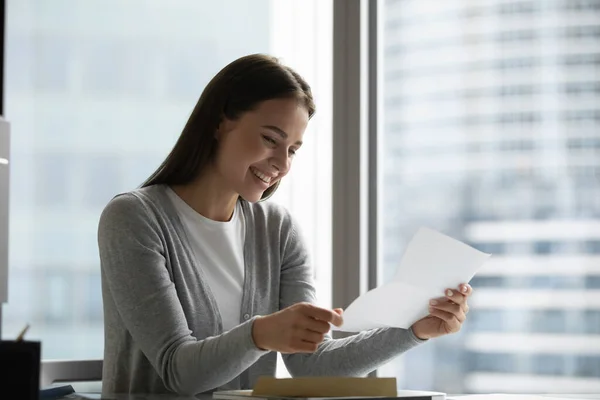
0, 116, 10, 336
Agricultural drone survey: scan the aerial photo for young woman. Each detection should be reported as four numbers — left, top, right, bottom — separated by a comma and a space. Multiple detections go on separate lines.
98, 54, 473, 396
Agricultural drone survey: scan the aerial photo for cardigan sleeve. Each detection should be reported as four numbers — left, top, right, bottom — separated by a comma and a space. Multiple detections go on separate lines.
277, 211, 426, 377
99, 193, 267, 395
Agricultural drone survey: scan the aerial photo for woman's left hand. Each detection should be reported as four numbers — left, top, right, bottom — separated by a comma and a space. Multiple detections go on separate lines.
410, 283, 473, 340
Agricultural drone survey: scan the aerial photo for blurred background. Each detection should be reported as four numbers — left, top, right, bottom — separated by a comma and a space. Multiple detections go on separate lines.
379, 0, 600, 394
3, 0, 333, 377
3, 0, 600, 395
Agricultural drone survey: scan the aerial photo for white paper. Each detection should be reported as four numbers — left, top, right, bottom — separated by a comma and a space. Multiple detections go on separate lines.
448, 395, 593, 400
333, 227, 491, 332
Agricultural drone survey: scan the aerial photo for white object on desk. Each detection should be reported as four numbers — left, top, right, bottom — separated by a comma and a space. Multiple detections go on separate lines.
333, 227, 491, 332
448, 395, 599, 400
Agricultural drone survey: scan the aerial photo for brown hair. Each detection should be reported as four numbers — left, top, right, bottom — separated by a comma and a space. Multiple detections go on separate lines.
141, 53, 315, 200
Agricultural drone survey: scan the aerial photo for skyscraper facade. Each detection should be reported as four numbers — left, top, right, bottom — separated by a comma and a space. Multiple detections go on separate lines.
4, 0, 270, 357
382, 0, 600, 394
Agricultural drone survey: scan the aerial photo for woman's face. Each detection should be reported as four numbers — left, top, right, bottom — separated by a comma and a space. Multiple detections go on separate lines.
214, 98, 309, 203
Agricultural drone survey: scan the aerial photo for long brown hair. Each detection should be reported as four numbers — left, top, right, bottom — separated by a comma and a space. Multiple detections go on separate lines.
141, 54, 316, 200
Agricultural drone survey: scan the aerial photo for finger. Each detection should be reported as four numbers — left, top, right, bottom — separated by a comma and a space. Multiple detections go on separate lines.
302, 316, 333, 334
444, 288, 471, 314
445, 288, 467, 306
333, 308, 344, 316
428, 306, 462, 332
293, 338, 319, 353
459, 283, 472, 296
298, 329, 326, 344
301, 341, 320, 353
302, 304, 343, 327
430, 299, 466, 323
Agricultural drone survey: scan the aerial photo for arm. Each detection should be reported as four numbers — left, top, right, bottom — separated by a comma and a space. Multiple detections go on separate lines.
279, 215, 426, 377
98, 194, 266, 395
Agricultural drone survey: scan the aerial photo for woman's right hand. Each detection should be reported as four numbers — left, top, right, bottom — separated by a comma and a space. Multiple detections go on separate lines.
252, 302, 344, 353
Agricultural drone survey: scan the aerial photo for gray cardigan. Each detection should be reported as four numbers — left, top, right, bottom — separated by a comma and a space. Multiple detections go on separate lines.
98, 184, 425, 396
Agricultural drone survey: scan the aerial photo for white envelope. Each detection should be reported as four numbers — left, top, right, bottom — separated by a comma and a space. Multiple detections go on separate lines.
333, 227, 491, 332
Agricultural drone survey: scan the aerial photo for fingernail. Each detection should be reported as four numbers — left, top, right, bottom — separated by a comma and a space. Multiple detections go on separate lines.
462, 286, 468, 293
430, 299, 438, 305
446, 289, 453, 297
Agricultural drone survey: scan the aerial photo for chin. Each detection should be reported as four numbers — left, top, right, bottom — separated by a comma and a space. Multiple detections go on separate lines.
238, 190, 265, 203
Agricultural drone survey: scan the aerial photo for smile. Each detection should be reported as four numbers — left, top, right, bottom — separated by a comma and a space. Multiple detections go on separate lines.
250, 167, 274, 184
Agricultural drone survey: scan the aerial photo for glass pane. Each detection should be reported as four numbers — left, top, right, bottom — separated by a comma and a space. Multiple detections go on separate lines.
3, 0, 333, 365
380, 0, 600, 394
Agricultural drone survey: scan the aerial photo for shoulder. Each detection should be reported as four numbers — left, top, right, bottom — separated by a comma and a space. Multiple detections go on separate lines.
245, 199, 291, 219
99, 185, 170, 230
242, 199, 305, 249
242, 199, 295, 231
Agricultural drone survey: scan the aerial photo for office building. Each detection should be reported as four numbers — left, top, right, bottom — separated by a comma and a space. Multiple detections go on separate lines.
382, 0, 600, 393
4, 0, 270, 357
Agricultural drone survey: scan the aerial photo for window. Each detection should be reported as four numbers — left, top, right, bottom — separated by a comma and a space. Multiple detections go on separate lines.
33, 35, 71, 92
34, 153, 70, 208
81, 155, 123, 208
379, 0, 600, 394
3, 0, 333, 367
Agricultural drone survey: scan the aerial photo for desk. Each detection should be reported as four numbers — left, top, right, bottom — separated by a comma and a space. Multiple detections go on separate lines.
449, 396, 600, 400
67, 394, 600, 400
67, 394, 201, 399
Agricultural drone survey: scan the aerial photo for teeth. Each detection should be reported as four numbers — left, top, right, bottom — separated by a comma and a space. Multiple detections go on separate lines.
251, 167, 272, 184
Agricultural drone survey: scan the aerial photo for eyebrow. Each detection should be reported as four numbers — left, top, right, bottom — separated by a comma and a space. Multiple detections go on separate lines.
262, 125, 303, 146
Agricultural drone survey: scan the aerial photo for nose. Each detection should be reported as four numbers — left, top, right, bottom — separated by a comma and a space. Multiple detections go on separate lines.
270, 150, 291, 174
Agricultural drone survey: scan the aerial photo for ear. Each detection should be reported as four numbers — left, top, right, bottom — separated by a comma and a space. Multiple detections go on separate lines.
216, 117, 236, 141
214, 122, 223, 141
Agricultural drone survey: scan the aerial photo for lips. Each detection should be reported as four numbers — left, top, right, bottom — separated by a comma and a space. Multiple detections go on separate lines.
250, 166, 275, 184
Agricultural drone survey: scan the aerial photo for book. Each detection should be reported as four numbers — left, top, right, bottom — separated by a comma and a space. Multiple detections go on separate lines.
213, 377, 445, 400
39, 384, 75, 400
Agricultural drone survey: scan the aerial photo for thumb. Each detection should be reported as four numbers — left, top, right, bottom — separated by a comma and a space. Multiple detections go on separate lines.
331, 308, 344, 327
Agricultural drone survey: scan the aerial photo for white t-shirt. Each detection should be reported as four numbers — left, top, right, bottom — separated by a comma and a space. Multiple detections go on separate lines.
166, 188, 245, 332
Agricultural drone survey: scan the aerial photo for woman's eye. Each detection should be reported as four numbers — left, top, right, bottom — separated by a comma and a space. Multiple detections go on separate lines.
289, 149, 297, 157
262, 135, 277, 145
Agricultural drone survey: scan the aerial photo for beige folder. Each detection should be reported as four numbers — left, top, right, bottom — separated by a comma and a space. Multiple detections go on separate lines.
252, 376, 398, 398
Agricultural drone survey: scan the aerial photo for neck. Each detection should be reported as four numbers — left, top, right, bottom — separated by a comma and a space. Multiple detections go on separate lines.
170, 168, 238, 222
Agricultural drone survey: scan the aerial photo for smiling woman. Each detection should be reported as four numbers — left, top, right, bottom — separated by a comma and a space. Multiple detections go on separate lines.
96, 54, 437, 397
141, 54, 314, 217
